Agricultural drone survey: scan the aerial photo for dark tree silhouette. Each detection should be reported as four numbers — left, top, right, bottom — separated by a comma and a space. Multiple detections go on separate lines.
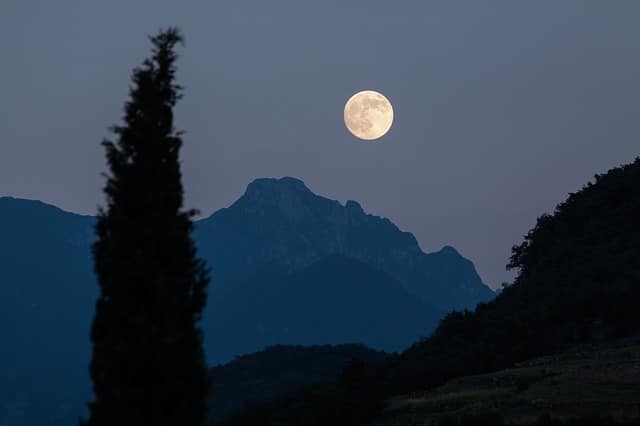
83, 28, 210, 426
340, 357, 367, 387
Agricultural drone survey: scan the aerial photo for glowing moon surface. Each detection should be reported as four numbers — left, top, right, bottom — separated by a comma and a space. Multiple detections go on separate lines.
344, 90, 394, 141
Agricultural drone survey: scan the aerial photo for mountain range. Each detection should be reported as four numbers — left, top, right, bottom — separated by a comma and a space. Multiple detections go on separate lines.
220, 159, 640, 426
196, 177, 492, 312
195, 177, 493, 360
0, 177, 492, 426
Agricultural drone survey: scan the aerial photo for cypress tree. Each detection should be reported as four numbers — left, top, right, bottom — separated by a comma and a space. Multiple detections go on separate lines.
84, 28, 210, 426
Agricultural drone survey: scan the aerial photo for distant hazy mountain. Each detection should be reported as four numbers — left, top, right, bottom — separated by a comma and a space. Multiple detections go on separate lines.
0, 177, 491, 425
195, 177, 493, 313
205, 254, 441, 362
0, 197, 96, 426
207, 343, 388, 424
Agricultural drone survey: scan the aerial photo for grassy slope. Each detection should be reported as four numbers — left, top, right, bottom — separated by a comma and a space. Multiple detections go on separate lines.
375, 337, 640, 425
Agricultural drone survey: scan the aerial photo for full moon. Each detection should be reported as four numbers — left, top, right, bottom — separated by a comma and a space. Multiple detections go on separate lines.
344, 90, 394, 141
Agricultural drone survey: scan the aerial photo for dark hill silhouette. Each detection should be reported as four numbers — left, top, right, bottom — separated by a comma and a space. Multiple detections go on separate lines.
390, 158, 640, 392
223, 158, 640, 426
206, 344, 387, 424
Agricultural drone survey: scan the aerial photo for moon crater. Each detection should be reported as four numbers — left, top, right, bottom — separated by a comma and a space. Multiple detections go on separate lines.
344, 90, 394, 141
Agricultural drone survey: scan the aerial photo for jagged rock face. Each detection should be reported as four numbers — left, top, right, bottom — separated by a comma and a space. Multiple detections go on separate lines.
195, 177, 494, 313
197, 177, 421, 277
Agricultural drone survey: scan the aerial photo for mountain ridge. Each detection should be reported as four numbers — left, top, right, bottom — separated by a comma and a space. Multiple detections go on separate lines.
0, 178, 491, 426
195, 176, 494, 315
221, 160, 640, 426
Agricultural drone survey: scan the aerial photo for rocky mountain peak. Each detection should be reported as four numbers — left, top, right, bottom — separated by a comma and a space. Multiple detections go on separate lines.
196, 177, 494, 312
243, 177, 312, 199
437, 245, 461, 256
345, 200, 364, 214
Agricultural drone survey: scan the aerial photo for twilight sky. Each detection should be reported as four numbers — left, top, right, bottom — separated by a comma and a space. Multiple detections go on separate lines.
1, 1, 639, 288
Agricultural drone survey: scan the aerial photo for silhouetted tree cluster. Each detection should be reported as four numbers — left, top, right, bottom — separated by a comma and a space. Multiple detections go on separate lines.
388, 158, 640, 392
83, 28, 210, 426
224, 356, 383, 426
206, 344, 386, 424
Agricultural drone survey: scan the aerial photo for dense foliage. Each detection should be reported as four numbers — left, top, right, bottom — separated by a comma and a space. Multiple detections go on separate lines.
207, 344, 387, 424
391, 158, 640, 392
83, 29, 210, 426
226, 356, 384, 426
228, 158, 640, 425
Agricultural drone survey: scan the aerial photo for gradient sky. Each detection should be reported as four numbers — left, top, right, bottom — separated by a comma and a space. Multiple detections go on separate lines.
2, 1, 639, 288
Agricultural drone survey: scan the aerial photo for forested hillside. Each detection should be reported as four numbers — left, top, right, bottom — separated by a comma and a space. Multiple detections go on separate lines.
226, 158, 640, 425
207, 344, 387, 424
391, 158, 640, 392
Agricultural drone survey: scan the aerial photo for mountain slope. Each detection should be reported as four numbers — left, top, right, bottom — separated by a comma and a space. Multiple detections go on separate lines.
207, 344, 387, 424
195, 177, 494, 315
0, 178, 489, 425
223, 158, 640, 426
0, 197, 96, 426
206, 254, 442, 362
379, 337, 640, 425
390, 158, 640, 393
